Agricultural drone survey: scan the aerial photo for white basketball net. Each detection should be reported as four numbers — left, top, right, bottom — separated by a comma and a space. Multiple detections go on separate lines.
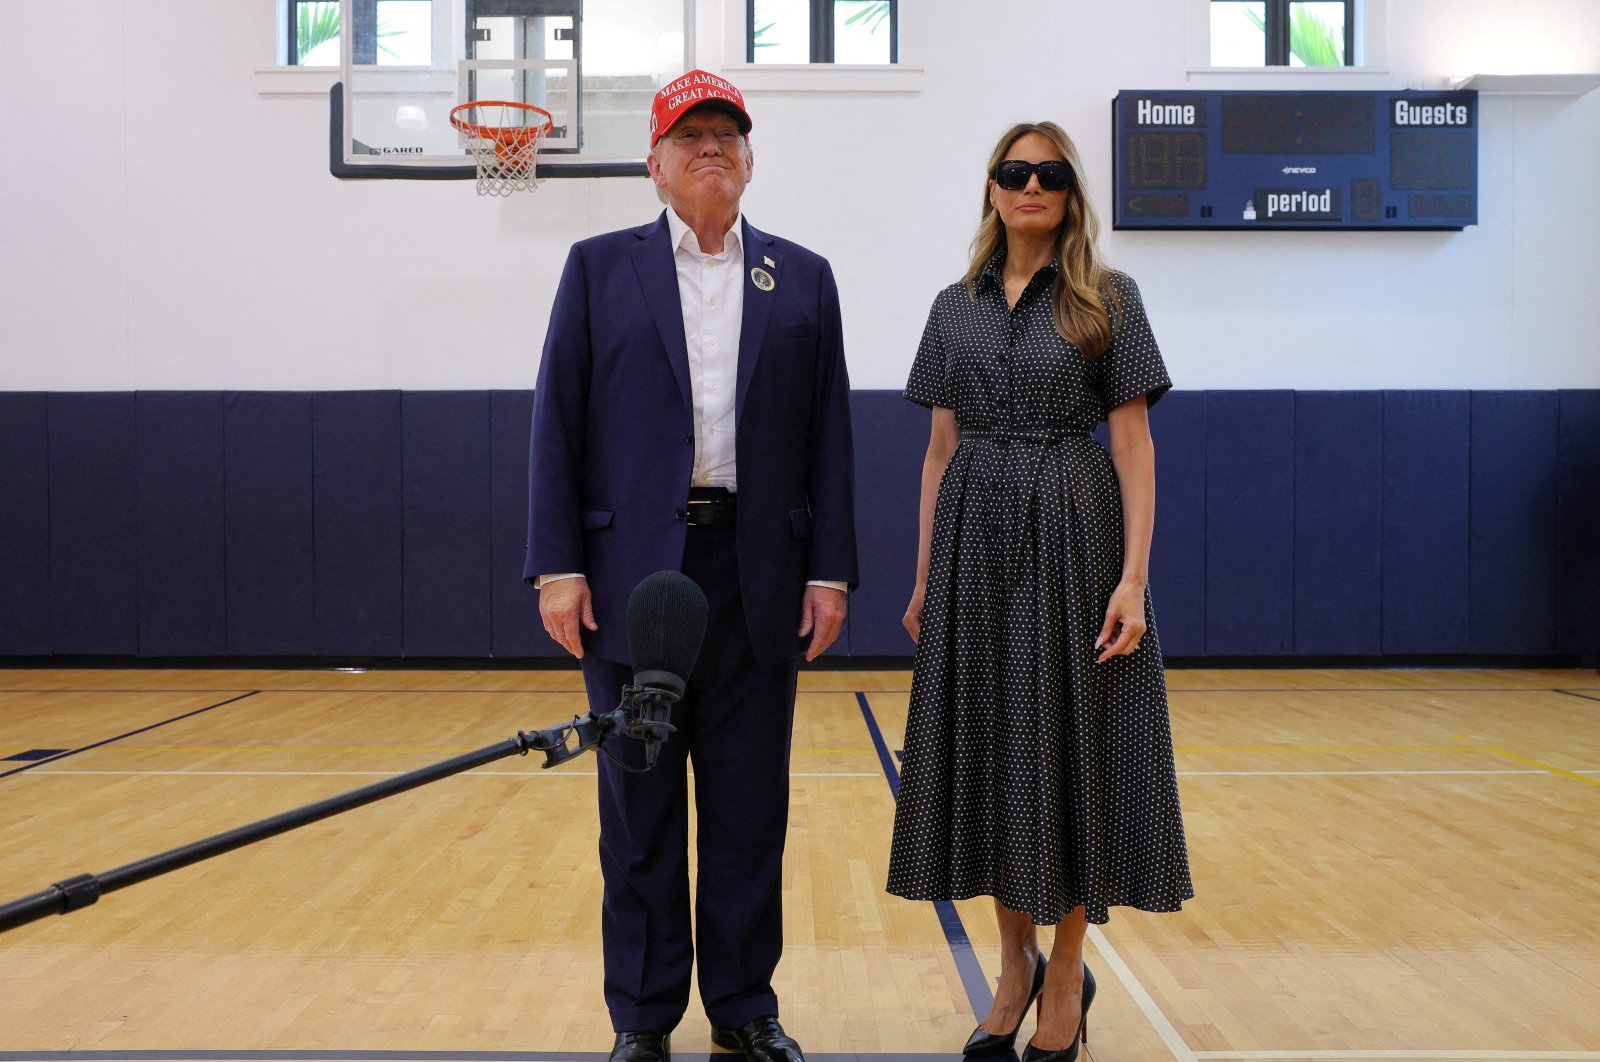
452, 103, 549, 196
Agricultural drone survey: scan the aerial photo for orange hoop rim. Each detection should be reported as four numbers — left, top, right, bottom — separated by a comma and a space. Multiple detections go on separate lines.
449, 100, 555, 146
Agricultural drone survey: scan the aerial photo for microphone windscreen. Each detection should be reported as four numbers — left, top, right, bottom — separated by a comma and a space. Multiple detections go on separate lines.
626, 571, 710, 681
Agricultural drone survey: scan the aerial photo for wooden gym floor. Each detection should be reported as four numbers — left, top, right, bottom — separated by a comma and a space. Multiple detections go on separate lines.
1, 667, 1598, 1061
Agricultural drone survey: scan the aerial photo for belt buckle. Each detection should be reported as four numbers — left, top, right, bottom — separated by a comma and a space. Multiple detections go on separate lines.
685, 496, 732, 527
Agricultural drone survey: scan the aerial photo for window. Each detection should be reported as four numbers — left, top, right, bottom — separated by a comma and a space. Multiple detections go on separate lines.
747, 0, 897, 64
1210, 0, 1353, 67
287, 0, 433, 66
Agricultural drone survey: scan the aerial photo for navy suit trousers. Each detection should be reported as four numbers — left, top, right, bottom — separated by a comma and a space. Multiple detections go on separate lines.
580, 521, 801, 1034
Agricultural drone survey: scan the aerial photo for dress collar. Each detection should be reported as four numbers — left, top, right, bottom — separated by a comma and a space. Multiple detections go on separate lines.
976, 248, 1060, 294
666, 207, 743, 258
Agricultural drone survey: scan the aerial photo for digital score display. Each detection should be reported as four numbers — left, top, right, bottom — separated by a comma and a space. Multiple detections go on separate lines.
1112, 90, 1477, 230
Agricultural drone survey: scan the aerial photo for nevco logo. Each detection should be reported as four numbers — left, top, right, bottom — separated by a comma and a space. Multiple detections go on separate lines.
1281, 166, 1319, 174
1392, 97, 1473, 127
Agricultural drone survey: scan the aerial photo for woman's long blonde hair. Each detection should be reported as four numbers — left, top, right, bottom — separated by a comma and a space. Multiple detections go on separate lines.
963, 121, 1119, 357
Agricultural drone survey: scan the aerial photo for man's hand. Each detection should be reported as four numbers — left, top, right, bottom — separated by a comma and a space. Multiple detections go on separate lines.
798, 585, 847, 662
540, 577, 598, 659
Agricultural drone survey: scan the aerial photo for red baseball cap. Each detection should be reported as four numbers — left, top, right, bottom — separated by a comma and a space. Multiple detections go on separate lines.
649, 69, 752, 146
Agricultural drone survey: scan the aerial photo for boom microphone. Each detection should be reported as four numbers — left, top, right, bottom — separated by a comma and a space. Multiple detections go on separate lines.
621, 571, 710, 767
0, 570, 715, 935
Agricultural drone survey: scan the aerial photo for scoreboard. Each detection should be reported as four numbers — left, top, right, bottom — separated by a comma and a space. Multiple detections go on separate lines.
1112, 89, 1478, 231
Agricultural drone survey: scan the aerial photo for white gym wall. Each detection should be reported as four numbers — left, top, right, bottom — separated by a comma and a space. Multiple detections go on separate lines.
0, 0, 1595, 391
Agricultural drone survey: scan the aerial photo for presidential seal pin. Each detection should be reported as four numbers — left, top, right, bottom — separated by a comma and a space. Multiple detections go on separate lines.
751, 266, 775, 291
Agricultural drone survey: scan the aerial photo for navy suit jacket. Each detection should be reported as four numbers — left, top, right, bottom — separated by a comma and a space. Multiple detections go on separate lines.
525, 212, 859, 665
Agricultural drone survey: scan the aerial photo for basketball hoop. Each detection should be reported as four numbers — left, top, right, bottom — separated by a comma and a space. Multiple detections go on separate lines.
449, 101, 554, 196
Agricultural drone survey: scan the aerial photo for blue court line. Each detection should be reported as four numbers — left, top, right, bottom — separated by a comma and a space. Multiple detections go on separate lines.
853, 691, 994, 1023
0, 691, 260, 780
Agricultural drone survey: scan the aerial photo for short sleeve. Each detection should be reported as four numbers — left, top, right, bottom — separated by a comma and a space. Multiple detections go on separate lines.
1094, 272, 1172, 414
903, 296, 951, 409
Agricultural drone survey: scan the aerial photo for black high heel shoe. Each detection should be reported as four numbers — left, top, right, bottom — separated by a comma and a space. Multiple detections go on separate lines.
1019, 962, 1095, 1062
962, 955, 1048, 1056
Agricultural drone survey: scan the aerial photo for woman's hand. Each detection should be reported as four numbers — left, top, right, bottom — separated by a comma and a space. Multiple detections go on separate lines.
1095, 580, 1148, 662
903, 584, 927, 644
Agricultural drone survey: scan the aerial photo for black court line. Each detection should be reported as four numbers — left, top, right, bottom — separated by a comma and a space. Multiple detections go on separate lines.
854, 691, 993, 1023
0, 691, 261, 780
1556, 689, 1600, 704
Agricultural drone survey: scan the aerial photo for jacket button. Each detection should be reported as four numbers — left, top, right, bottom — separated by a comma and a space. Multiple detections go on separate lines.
675, 508, 687, 520
684, 433, 694, 442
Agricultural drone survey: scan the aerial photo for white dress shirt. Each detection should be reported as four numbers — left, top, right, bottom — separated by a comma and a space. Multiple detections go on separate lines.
539, 208, 845, 595
666, 207, 742, 490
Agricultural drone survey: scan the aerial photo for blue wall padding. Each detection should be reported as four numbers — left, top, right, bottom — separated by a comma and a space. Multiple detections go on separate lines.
0, 393, 51, 654
47, 393, 139, 655
135, 392, 228, 655
1294, 392, 1382, 654
1148, 391, 1206, 656
5, 389, 1598, 660
225, 392, 315, 655
313, 391, 404, 656
1382, 391, 1471, 653
1470, 392, 1559, 654
1205, 391, 1295, 654
845, 391, 926, 656
1557, 390, 1600, 654
490, 390, 555, 657
401, 391, 493, 656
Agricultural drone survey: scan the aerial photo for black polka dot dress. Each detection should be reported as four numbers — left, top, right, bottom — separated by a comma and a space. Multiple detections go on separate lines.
886, 252, 1194, 926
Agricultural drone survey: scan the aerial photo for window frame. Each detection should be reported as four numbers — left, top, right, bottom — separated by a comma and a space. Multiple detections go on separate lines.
745, 0, 899, 64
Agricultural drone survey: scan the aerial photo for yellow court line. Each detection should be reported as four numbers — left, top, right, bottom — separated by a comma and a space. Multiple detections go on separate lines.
57, 744, 879, 756
72, 746, 500, 754
1176, 745, 1478, 754
1464, 741, 1600, 790
1183, 743, 1600, 789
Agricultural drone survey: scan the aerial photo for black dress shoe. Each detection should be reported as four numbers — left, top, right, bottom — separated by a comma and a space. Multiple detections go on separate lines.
609, 1031, 670, 1062
1020, 963, 1096, 1062
710, 1016, 804, 1062
963, 954, 1048, 1055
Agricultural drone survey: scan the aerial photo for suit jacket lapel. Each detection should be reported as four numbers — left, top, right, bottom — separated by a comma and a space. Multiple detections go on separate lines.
736, 218, 779, 426
629, 213, 693, 411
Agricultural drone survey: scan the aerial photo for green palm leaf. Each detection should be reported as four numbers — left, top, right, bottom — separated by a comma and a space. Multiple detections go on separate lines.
295, 2, 409, 64
843, 1, 891, 34
1241, 5, 1344, 66
295, 2, 341, 64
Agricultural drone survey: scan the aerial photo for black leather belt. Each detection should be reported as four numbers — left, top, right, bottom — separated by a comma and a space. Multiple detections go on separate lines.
682, 487, 736, 527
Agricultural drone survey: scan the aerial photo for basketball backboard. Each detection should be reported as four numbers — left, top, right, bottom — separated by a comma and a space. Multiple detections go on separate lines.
326, 0, 691, 180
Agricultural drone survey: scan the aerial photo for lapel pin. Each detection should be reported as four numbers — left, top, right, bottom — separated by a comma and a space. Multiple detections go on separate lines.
750, 266, 775, 292
763, 255, 776, 269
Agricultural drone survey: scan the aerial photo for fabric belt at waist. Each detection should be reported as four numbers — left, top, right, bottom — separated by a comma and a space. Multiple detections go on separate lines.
684, 486, 736, 527
961, 428, 1091, 444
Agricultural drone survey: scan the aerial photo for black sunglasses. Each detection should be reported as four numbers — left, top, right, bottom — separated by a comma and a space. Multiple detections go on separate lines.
992, 159, 1074, 192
